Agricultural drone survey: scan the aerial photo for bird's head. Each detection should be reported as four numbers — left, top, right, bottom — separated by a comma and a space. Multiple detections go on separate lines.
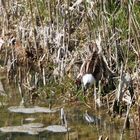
75, 77, 82, 90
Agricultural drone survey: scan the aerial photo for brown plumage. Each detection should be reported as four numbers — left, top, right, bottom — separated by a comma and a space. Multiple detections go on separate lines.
76, 42, 115, 91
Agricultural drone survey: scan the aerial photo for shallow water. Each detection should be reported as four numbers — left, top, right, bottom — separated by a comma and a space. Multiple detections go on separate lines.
0, 76, 135, 140
0, 104, 135, 140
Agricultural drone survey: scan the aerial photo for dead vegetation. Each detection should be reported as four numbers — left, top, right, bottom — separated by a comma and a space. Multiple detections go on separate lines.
0, 0, 140, 139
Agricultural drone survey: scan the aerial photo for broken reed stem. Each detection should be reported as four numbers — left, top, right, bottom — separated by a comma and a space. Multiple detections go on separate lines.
124, 0, 132, 71
56, 0, 59, 32
4, 46, 8, 65
35, 0, 43, 27
1, 0, 8, 65
29, 0, 38, 58
67, 0, 70, 48
18, 68, 24, 106
42, 67, 46, 86
116, 63, 124, 102
48, 0, 53, 25
120, 94, 135, 140
34, 72, 38, 86
1, 0, 8, 36
94, 82, 97, 110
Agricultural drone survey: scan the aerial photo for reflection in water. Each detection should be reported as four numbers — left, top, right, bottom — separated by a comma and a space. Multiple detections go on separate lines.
0, 103, 134, 140
0, 78, 134, 140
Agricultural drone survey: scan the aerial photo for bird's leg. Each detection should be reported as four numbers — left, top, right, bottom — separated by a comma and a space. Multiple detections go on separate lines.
84, 83, 91, 98
82, 85, 86, 96
82, 84, 87, 102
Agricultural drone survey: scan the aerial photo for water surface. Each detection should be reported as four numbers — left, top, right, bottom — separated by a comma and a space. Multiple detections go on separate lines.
0, 76, 135, 140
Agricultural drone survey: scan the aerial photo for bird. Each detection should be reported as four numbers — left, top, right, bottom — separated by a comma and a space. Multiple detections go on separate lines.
76, 73, 96, 95
81, 73, 96, 91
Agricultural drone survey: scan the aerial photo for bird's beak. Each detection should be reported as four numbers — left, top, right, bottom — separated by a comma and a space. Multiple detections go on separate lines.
76, 84, 80, 91
75, 79, 81, 91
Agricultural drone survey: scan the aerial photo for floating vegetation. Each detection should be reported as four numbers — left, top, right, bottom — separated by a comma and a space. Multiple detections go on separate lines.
8, 106, 59, 114
0, 123, 45, 135
24, 117, 36, 122
46, 125, 70, 133
0, 0, 140, 139
0, 123, 70, 135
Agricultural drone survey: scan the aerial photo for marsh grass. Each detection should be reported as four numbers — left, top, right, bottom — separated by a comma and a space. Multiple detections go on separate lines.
0, 0, 140, 139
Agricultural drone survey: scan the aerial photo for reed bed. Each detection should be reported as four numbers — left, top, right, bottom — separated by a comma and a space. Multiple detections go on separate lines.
0, 0, 140, 139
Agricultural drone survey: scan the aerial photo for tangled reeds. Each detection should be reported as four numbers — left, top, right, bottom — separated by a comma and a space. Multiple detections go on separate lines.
0, 0, 140, 138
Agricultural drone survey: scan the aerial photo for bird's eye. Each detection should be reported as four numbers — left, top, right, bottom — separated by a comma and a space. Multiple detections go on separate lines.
75, 79, 80, 85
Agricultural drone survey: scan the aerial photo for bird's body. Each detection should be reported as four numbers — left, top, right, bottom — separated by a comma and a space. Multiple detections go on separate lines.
81, 74, 96, 90
75, 73, 96, 95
